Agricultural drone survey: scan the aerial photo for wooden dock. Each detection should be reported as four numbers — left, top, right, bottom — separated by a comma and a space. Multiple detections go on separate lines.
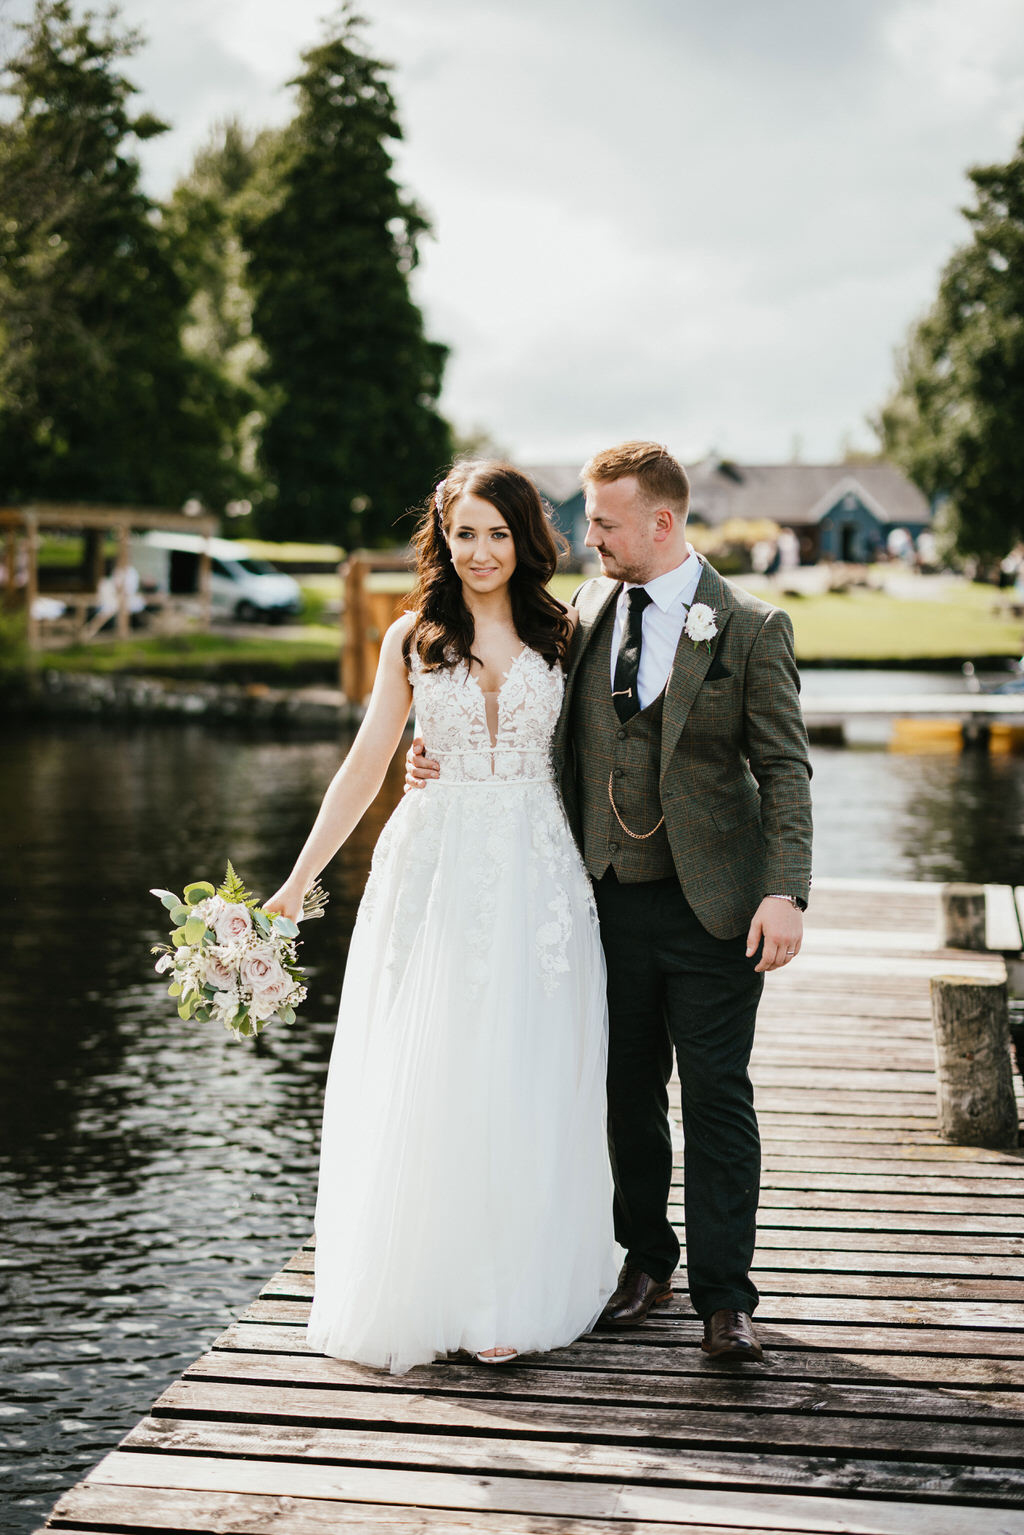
42, 879, 1024, 1535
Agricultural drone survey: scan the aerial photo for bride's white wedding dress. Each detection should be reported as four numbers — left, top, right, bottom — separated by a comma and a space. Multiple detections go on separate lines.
308, 643, 618, 1373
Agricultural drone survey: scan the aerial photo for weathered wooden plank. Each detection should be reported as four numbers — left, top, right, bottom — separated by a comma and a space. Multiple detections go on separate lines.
124, 1413, 1024, 1477
54, 1484, 1023, 1535
753, 1068, 939, 1091
985, 883, 1024, 952
223, 1310, 1024, 1357
261, 1266, 1024, 1304
742, 1207, 1024, 1233
151, 1373, 1024, 1429
82, 1452, 1024, 1533
288, 1246, 1024, 1278
736, 1190, 1024, 1216
42, 1482, 853, 1535
193, 1339, 1024, 1388
758, 1155, 1024, 1176
238, 1292, 1024, 1331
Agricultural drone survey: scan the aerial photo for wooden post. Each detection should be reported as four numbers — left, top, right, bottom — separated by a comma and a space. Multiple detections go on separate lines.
199, 538, 212, 631
941, 884, 986, 950
114, 522, 130, 638
930, 975, 1019, 1148
24, 510, 39, 651
84, 527, 105, 593
341, 555, 367, 703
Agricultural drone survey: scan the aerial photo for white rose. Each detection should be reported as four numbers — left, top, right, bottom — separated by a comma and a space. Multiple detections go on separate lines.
685, 602, 718, 643
210, 901, 253, 945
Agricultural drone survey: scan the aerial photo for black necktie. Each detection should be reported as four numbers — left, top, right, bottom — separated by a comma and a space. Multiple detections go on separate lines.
612, 587, 652, 723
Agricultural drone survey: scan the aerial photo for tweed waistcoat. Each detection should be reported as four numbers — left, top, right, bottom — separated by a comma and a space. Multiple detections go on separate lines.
570, 601, 675, 883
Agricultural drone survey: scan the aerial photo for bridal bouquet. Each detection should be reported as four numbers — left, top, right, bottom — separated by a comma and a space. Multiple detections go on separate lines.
149, 862, 327, 1040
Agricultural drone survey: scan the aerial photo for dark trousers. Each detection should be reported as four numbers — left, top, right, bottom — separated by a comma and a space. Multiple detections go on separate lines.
594, 871, 763, 1319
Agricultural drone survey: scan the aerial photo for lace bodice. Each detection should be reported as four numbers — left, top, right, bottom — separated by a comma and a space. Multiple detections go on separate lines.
410, 644, 563, 783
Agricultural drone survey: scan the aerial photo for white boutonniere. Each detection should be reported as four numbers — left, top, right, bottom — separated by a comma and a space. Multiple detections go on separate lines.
683, 601, 718, 651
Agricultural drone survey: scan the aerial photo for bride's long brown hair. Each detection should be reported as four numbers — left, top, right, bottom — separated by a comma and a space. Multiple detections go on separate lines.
404, 460, 572, 671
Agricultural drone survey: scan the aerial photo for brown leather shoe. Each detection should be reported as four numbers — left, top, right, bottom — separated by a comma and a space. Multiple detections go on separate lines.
596, 1264, 673, 1328
701, 1308, 763, 1362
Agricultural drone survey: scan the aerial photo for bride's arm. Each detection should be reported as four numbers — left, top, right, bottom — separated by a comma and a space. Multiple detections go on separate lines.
264, 614, 416, 920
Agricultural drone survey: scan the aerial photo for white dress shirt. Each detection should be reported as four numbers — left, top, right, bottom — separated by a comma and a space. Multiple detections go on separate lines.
609, 546, 705, 711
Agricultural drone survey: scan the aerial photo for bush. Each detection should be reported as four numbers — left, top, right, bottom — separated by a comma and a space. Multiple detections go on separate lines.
0, 607, 28, 676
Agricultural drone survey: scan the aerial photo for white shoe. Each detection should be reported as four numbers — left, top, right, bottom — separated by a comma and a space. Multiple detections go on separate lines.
474, 1346, 519, 1365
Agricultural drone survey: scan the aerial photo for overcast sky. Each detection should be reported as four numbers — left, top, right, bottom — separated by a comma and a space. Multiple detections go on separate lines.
5, 0, 1024, 465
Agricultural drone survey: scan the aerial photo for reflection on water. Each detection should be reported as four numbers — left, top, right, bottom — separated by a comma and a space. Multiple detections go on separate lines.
1, 712, 1022, 1530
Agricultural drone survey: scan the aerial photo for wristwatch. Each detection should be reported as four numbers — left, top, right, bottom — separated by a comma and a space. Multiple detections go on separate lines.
766, 893, 807, 911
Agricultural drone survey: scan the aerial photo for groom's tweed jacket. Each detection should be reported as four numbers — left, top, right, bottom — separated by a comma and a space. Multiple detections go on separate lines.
553, 560, 813, 940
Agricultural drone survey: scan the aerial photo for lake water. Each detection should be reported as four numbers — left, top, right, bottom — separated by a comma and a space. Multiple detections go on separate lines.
2, 671, 1022, 1531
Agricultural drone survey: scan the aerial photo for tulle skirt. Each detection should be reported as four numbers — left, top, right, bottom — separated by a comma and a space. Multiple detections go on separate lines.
307, 775, 619, 1374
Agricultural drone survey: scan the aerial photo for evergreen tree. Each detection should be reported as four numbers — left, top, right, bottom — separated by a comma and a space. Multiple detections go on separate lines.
165, 119, 276, 517
244, 6, 451, 546
0, 1, 238, 508
877, 132, 1024, 560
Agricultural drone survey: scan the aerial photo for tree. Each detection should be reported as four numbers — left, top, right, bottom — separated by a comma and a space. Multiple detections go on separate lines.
0, 1, 238, 508
877, 132, 1024, 560
164, 118, 277, 519
243, 5, 451, 546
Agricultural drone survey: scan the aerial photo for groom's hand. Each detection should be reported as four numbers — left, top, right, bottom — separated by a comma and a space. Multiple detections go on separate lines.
404, 735, 440, 793
746, 897, 803, 972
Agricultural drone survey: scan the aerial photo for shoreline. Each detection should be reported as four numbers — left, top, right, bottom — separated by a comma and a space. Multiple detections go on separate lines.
2, 654, 1017, 737
2, 668, 362, 730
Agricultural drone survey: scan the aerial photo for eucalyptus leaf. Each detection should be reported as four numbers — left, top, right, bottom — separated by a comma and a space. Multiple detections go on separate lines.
167, 981, 182, 997
171, 928, 188, 948
253, 909, 273, 937
184, 881, 216, 904
183, 916, 207, 945
177, 1002, 193, 1021
151, 889, 179, 909
273, 915, 299, 939
169, 904, 190, 926
280, 1004, 296, 1024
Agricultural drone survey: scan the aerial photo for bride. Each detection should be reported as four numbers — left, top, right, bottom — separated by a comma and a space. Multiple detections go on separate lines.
265, 460, 618, 1373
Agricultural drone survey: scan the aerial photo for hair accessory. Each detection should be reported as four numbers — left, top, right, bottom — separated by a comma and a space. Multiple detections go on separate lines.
433, 478, 447, 514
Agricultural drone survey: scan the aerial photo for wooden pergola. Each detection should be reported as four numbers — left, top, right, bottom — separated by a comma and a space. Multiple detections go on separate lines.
0, 503, 219, 649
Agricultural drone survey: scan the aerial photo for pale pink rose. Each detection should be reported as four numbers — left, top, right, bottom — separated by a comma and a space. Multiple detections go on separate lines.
210, 901, 253, 945
202, 949, 239, 991
240, 944, 290, 1006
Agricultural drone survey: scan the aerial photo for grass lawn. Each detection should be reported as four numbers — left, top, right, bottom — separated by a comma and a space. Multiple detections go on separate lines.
38, 626, 340, 678
743, 581, 1023, 662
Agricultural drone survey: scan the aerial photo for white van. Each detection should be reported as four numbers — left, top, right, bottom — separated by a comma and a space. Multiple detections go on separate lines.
130, 532, 302, 624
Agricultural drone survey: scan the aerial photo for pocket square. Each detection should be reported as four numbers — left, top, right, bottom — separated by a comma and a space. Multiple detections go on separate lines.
705, 656, 732, 681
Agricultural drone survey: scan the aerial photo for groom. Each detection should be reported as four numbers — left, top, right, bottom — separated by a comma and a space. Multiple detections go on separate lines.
553, 441, 812, 1362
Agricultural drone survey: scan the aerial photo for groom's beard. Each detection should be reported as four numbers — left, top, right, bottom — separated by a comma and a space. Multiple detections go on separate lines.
595, 550, 655, 585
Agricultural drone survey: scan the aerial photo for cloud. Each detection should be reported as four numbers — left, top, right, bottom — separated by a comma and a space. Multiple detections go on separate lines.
3, 0, 1022, 463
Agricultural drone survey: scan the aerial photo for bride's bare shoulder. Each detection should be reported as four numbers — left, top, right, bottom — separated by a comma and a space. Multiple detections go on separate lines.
378, 611, 418, 673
